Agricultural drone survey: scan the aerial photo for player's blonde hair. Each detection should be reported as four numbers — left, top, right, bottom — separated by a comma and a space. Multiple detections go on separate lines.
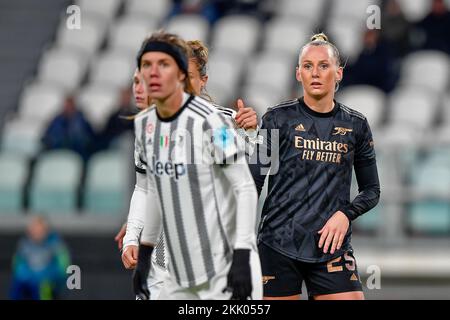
300, 32, 342, 68
187, 40, 214, 101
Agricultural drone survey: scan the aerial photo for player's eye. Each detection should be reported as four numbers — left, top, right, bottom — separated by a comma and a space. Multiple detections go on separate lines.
303, 64, 312, 70
320, 63, 329, 69
142, 61, 150, 68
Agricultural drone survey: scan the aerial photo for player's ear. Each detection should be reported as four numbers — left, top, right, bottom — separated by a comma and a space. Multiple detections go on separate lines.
295, 65, 302, 83
335, 66, 343, 83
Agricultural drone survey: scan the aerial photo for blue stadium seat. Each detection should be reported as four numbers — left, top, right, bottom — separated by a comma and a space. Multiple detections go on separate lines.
0, 153, 28, 213
83, 151, 129, 215
29, 150, 83, 214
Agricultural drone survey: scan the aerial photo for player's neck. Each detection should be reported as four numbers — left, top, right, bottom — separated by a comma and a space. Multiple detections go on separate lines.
303, 94, 335, 114
155, 88, 184, 119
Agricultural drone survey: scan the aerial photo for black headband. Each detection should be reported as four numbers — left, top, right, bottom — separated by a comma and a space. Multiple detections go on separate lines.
136, 41, 188, 75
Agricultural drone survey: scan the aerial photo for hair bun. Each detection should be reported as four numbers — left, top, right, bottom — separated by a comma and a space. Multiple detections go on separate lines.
311, 33, 328, 42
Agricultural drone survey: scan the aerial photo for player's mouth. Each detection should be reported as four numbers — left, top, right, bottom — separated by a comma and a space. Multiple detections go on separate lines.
311, 81, 322, 88
149, 83, 162, 91
135, 97, 145, 103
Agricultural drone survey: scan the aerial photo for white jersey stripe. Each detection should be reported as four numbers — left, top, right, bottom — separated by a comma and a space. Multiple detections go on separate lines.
186, 116, 216, 280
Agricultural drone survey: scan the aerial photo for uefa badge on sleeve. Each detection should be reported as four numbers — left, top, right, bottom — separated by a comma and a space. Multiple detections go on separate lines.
214, 126, 231, 151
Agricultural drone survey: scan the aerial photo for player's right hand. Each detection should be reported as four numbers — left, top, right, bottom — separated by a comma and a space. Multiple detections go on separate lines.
122, 245, 138, 269
224, 248, 252, 300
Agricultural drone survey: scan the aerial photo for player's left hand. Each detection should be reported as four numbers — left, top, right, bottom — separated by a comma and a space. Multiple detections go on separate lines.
317, 211, 349, 255
114, 223, 127, 250
235, 99, 257, 130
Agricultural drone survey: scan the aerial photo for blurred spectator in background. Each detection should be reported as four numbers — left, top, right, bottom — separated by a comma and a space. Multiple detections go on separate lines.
41, 95, 96, 162
381, 0, 412, 57
342, 29, 398, 93
96, 87, 135, 151
169, 0, 227, 24
413, 0, 450, 54
10, 215, 70, 300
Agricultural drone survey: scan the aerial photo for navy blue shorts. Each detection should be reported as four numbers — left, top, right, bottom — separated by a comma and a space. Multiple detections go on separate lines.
259, 243, 363, 298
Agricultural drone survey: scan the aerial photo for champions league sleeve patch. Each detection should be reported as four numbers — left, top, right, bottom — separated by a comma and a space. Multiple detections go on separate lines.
213, 126, 232, 151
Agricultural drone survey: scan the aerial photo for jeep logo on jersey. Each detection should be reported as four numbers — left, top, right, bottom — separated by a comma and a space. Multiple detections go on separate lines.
148, 155, 186, 180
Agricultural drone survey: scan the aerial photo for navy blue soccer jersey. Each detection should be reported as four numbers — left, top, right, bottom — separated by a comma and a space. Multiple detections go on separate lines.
249, 97, 380, 263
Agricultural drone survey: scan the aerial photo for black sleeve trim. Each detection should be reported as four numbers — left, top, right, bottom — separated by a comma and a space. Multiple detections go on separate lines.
135, 165, 146, 174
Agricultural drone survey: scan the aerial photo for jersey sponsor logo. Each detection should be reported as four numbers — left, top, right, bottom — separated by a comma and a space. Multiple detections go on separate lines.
294, 136, 349, 164
332, 127, 353, 136
295, 123, 306, 132
262, 276, 275, 285
146, 123, 155, 134
147, 155, 186, 180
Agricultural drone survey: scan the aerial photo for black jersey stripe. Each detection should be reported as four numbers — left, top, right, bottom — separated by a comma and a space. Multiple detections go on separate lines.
134, 165, 146, 174
187, 105, 208, 119
193, 97, 217, 113
191, 100, 213, 116
189, 102, 210, 118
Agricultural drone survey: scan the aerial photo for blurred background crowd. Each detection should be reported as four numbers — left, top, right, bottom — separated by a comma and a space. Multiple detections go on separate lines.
0, 0, 449, 299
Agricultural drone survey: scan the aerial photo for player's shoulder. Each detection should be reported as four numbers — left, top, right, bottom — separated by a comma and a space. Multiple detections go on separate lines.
337, 101, 367, 122
188, 96, 217, 115
267, 98, 299, 114
212, 103, 236, 119
134, 104, 156, 122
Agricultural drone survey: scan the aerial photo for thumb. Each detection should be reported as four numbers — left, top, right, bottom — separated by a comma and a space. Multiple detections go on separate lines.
132, 247, 139, 260
237, 98, 245, 110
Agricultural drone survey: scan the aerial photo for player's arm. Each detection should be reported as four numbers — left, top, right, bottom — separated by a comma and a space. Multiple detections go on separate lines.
133, 175, 162, 300
205, 113, 258, 300
121, 171, 147, 269
340, 118, 381, 221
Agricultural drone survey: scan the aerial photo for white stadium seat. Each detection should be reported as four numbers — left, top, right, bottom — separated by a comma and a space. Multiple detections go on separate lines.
76, 0, 121, 22
108, 16, 155, 55
326, 18, 365, 63
89, 50, 135, 90
77, 84, 120, 131
165, 14, 210, 44
125, 0, 171, 23
263, 18, 312, 58
400, 50, 450, 95
18, 83, 65, 126
37, 48, 87, 92
212, 15, 260, 59
331, 0, 381, 22
241, 85, 286, 118
338, 85, 386, 129
1, 118, 46, 157
277, 0, 327, 26
397, 0, 431, 22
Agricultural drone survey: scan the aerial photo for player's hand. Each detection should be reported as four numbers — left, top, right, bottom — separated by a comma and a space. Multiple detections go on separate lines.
224, 249, 252, 300
114, 223, 127, 250
318, 211, 349, 255
133, 244, 153, 300
122, 245, 138, 269
235, 99, 257, 130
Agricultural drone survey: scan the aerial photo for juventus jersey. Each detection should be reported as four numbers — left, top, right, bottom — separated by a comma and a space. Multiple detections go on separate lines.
134, 94, 248, 287
250, 97, 380, 263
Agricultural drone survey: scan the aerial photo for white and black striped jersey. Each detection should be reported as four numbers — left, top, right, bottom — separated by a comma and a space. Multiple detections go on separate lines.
132, 101, 257, 270
134, 94, 253, 287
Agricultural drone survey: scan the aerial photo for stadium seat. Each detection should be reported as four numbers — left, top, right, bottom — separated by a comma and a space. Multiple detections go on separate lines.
337, 85, 386, 129
55, 13, 107, 58
18, 83, 65, 126
277, 0, 327, 26
326, 18, 365, 63
241, 85, 285, 118
0, 153, 28, 213
263, 18, 312, 58
408, 201, 450, 234
76, 0, 121, 22
165, 14, 210, 44
244, 52, 294, 100
108, 16, 155, 55
211, 15, 260, 59
1, 118, 45, 157
83, 151, 129, 215
397, 0, 431, 22
37, 48, 87, 93
125, 0, 171, 22
89, 50, 135, 90
400, 50, 450, 95
77, 84, 120, 131
207, 52, 244, 104
386, 86, 439, 131
331, 0, 381, 21
29, 150, 83, 214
